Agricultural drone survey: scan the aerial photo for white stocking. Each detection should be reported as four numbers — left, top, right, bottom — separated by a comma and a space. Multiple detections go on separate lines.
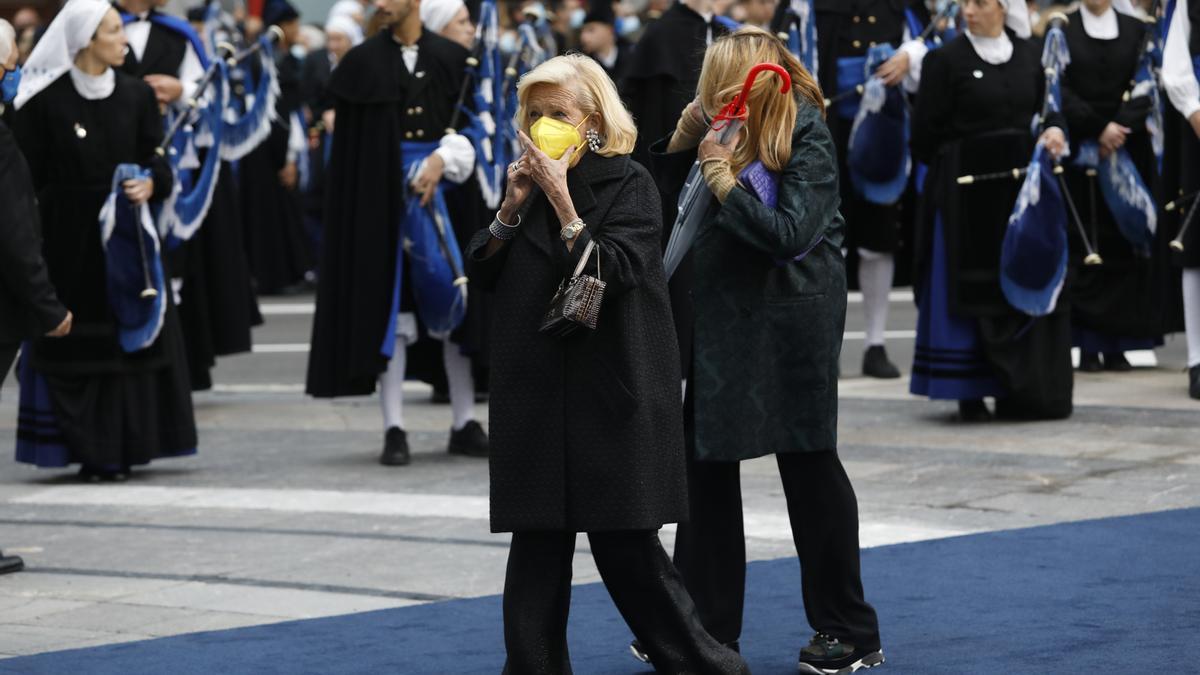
1184, 269, 1200, 368
379, 336, 408, 431
442, 340, 476, 431
858, 248, 894, 347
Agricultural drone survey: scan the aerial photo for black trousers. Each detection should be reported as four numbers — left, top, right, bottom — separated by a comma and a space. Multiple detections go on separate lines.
502, 529, 749, 675
673, 451, 881, 652
0, 343, 17, 390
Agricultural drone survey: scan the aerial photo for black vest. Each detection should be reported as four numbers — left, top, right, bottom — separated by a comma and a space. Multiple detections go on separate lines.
120, 19, 188, 79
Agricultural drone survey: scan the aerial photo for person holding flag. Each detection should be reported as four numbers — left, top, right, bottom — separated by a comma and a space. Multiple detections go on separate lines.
306, 0, 489, 465
9, 0, 196, 480
910, 0, 1072, 421
1163, 0, 1200, 399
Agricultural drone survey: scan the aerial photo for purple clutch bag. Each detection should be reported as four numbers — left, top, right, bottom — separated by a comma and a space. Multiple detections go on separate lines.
737, 161, 824, 264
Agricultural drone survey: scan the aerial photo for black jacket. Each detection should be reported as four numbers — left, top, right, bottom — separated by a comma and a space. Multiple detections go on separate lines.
0, 118, 67, 344
466, 153, 688, 533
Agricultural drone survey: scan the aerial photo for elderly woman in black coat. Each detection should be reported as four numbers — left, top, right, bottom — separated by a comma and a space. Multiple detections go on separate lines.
467, 53, 748, 675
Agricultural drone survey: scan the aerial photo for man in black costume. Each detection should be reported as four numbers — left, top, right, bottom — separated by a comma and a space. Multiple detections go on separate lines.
307, 0, 489, 465
801, 0, 930, 379
578, 0, 633, 82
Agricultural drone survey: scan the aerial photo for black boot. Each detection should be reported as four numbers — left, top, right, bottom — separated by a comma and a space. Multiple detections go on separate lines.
1190, 365, 1200, 401
0, 550, 23, 575
958, 398, 992, 423
1102, 352, 1132, 372
448, 420, 489, 457
861, 345, 900, 379
1078, 351, 1102, 372
380, 427, 411, 466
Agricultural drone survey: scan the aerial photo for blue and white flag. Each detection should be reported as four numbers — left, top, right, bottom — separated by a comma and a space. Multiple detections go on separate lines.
1074, 140, 1157, 253
1001, 144, 1069, 317
847, 43, 911, 205
99, 164, 168, 352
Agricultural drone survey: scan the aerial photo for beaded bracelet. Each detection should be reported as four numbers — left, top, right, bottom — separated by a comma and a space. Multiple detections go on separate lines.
488, 213, 522, 241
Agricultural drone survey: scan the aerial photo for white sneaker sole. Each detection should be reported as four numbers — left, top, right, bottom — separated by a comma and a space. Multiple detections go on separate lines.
798, 650, 884, 674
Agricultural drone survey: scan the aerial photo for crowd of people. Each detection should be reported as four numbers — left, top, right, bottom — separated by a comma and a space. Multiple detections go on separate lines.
2, 0, 1200, 671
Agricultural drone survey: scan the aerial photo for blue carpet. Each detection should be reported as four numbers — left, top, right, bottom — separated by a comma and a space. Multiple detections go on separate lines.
3, 508, 1197, 674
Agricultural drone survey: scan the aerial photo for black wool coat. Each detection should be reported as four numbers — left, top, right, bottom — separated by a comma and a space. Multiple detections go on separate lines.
466, 153, 688, 533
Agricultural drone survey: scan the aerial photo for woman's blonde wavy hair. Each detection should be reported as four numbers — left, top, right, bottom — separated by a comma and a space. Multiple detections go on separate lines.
697, 26, 825, 175
515, 53, 638, 157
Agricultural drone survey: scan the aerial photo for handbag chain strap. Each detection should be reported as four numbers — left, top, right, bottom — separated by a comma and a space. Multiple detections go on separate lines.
570, 239, 600, 281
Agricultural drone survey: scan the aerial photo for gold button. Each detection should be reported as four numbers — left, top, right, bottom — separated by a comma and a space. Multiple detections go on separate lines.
867, 15, 876, 24
405, 131, 414, 139
406, 107, 414, 114
869, 41, 877, 47
852, 15, 860, 23
416, 129, 425, 138
853, 39, 862, 48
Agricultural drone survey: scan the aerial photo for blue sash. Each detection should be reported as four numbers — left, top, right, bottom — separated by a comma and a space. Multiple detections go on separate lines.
100, 164, 168, 352
119, 11, 210, 69
381, 142, 469, 355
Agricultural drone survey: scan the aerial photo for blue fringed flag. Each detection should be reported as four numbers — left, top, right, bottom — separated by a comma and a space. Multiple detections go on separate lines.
781, 0, 818, 74
99, 164, 168, 352
160, 60, 228, 247
1001, 144, 1069, 317
1074, 140, 1157, 253
220, 36, 278, 162
1036, 18, 1071, 134
847, 43, 911, 205
461, 0, 508, 209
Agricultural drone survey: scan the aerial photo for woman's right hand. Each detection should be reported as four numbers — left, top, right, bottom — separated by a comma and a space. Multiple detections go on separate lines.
498, 151, 533, 223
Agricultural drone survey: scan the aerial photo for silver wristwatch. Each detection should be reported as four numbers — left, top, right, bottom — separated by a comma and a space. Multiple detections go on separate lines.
560, 218, 585, 241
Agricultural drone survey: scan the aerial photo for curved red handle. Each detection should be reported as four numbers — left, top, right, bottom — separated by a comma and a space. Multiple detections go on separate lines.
713, 63, 793, 128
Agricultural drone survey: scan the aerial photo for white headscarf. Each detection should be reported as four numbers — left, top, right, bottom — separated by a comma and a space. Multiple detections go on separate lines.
0, 19, 16, 66
325, 14, 364, 46
328, 0, 365, 23
1111, 0, 1140, 18
15, 0, 112, 110
420, 0, 465, 34
996, 0, 1032, 40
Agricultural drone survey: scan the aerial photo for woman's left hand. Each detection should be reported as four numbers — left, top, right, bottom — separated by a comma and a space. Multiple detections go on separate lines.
122, 178, 154, 205
697, 126, 739, 164
1039, 127, 1068, 160
517, 130, 573, 199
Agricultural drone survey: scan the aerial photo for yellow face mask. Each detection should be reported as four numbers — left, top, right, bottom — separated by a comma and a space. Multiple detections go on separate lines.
529, 114, 591, 161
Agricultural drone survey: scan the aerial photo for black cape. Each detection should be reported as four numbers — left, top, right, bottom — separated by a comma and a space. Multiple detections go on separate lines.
306, 31, 468, 397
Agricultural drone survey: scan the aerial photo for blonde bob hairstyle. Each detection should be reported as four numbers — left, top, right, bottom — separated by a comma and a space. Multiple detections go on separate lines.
696, 26, 825, 175
515, 53, 637, 157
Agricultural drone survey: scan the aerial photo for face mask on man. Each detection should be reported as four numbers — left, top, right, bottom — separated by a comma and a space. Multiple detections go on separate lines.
1, 66, 21, 103
529, 113, 591, 160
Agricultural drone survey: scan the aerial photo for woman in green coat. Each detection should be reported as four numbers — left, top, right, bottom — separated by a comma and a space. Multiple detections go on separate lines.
649, 27, 883, 675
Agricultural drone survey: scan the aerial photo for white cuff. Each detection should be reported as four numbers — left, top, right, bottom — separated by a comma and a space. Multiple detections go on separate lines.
898, 39, 928, 94
434, 133, 477, 185
286, 112, 306, 164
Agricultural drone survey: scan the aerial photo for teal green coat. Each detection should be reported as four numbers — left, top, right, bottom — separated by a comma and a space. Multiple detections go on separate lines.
675, 102, 847, 462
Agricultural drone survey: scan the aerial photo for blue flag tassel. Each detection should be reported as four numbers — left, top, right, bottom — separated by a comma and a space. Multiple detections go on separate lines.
99, 164, 168, 352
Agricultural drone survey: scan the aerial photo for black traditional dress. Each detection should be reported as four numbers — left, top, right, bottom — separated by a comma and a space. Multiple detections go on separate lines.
11, 71, 197, 469
1060, 8, 1177, 354
306, 30, 470, 397
119, 8, 256, 390
910, 32, 1073, 419
239, 49, 313, 295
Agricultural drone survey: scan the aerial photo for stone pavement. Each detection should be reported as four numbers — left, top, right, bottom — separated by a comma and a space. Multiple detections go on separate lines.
0, 294, 1197, 659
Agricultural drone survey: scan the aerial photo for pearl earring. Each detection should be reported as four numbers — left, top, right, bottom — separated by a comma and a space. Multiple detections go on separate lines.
585, 128, 602, 152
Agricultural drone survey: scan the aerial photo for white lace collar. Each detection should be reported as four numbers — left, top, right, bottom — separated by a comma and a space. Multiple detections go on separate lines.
1081, 5, 1119, 40
966, 29, 1014, 66
69, 65, 115, 100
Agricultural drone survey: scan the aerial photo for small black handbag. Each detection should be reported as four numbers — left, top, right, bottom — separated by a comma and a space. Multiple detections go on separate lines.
539, 239, 606, 337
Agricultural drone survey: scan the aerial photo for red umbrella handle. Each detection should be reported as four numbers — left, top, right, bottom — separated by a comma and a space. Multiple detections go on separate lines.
712, 63, 792, 131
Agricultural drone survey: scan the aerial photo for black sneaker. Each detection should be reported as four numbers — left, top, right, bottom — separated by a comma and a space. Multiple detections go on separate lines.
1078, 351, 1103, 373
1102, 352, 1132, 372
957, 398, 992, 423
861, 346, 900, 379
629, 638, 740, 665
380, 427, 411, 466
1190, 365, 1200, 401
448, 420, 489, 457
0, 550, 24, 575
798, 633, 884, 674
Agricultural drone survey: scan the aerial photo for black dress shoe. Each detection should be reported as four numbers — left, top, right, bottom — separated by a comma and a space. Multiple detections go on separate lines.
1190, 365, 1200, 401
862, 345, 901, 379
448, 420, 489, 457
1102, 352, 1132, 372
0, 551, 24, 576
78, 466, 128, 483
1078, 351, 1103, 372
380, 427, 411, 466
958, 398, 992, 423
